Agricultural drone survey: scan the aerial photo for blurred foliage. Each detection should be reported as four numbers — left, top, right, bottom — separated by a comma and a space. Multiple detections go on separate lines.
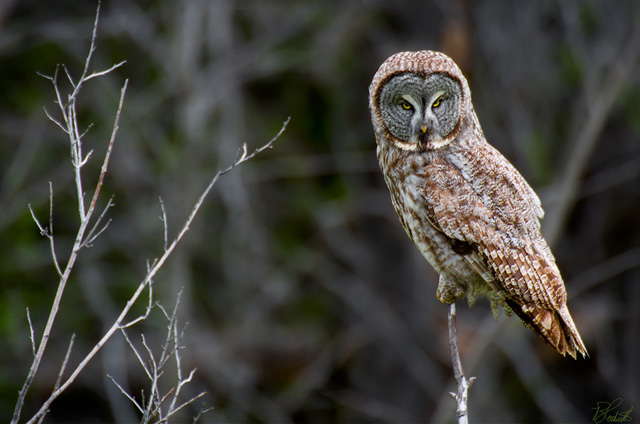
1, 1, 640, 423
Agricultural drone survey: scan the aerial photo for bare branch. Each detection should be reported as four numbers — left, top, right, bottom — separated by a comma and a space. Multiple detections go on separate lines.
17, 18, 287, 418
28, 205, 47, 237
218, 116, 290, 177
83, 196, 115, 248
62, 64, 76, 89
448, 302, 475, 424
98, 286, 207, 422
54, 334, 75, 391
47, 183, 62, 276
85, 80, 128, 228
156, 387, 176, 411
79, 4, 100, 84
78, 150, 94, 167
159, 197, 168, 252
192, 404, 215, 424
26, 309, 35, 358
78, 122, 94, 141
18, 112, 292, 418
12, 6, 125, 421
41, 107, 68, 134
84, 61, 127, 82
85, 218, 113, 248
46, 66, 70, 131
28, 183, 63, 277
120, 276, 155, 329
35, 71, 53, 82
160, 291, 183, 360
108, 375, 144, 413
161, 392, 208, 423
121, 329, 153, 381
140, 334, 157, 371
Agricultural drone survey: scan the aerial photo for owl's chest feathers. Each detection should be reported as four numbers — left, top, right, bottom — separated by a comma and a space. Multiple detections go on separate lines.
379, 146, 479, 283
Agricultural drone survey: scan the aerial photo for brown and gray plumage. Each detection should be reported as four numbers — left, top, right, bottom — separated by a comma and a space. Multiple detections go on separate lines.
369, 50, 587, 358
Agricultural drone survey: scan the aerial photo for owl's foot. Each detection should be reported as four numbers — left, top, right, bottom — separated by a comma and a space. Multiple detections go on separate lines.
436, 275, 466, 304
488, 290, 513, 320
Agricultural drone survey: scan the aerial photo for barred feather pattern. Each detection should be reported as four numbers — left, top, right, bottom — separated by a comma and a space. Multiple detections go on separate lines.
370, 50, 587, 358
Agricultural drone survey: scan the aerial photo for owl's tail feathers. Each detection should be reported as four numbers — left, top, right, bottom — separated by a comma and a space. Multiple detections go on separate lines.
556, 305, 589, 359
509, 301, 588, 359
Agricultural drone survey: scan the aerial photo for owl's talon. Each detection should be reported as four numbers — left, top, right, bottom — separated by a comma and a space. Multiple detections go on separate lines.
436, 276, 466, 304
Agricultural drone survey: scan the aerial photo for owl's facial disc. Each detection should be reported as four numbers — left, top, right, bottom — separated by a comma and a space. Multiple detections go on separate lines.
378, 73, 461, 151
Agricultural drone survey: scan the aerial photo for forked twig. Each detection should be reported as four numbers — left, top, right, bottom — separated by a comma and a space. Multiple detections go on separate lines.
111, 290, 209, 422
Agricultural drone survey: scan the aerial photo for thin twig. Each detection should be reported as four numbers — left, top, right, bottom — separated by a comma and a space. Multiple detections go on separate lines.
167, 321, 189, 414
84, 80, 128, 231
85, 61, 127, 82
140, 333, 161, 420
156, 387, 176, 412
120, 329, 153, 381
108, 375, 144, 413
448, 302, 475, 424
120, 274, 155, 329
41, 106, 68, 134
26, 309, 36, 358
159, 197, 168, 252
46, 182, 62, 276
27, 183, 63, 276
54, 334, 75, 391
160, 392, 207, 423
192, 404, 215, 424
83, 196, 115, 248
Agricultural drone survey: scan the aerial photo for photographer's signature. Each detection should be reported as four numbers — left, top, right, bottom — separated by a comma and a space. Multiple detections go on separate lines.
592, 398, 633, 423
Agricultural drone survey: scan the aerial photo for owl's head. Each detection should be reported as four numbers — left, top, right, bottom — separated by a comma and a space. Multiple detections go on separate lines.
369, 51, 471, 152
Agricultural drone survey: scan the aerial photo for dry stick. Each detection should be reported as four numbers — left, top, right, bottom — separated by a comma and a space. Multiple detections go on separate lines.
147, 292, 210, 422
12, 7, 123, 423
448, 302, 475, 424
53, 334, 75, 392
23, 118, 290, 424
13, 79, 129, 424
160, 295, 189, 418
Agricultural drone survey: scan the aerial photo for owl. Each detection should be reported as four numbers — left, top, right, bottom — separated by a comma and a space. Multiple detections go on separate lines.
369, 50, 587, 358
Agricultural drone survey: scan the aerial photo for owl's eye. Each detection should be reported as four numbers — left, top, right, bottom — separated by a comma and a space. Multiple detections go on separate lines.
400, 101, 413, 110
432, 97, 442, 109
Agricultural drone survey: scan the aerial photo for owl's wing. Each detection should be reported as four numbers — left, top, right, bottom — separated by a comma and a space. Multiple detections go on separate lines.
421, 156, 587, 357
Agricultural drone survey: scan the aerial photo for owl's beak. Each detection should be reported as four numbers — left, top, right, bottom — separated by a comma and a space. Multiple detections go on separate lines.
416, 110, 442, 149
417, 124, 430, 149
410, 113, 434, 150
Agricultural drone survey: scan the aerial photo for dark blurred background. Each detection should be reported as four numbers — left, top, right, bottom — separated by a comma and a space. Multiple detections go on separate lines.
1, 1, 639, 423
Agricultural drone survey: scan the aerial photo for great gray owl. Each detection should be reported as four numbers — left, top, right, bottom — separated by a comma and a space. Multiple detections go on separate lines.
369, 50, 587, 358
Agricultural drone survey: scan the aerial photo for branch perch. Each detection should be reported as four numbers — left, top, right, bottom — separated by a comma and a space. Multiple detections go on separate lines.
448, 302, 475, 424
